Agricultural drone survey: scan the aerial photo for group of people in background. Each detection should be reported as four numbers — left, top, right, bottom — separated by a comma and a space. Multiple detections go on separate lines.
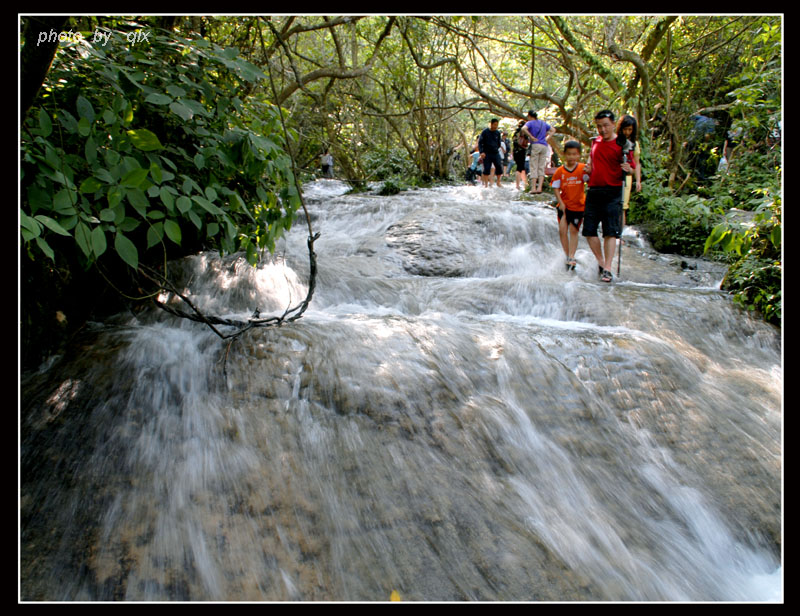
469, 115, 559, 188
470, 111, 560, 192
469, 108, 642, 283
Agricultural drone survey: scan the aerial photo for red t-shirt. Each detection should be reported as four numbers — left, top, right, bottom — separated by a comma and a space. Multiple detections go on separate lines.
551, 163, 586, 211
588, 136, 634, 188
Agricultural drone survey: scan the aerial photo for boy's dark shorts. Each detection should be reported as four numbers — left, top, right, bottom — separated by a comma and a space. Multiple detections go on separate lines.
557, 207, 584, 229
582, 186, 622, 238
482, 151, 504, 175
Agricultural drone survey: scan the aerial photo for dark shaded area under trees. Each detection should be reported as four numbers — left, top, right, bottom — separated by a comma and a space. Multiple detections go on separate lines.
20, 15, 782, 370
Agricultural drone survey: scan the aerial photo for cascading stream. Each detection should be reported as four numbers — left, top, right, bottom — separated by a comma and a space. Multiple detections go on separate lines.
21, 181, 782, 601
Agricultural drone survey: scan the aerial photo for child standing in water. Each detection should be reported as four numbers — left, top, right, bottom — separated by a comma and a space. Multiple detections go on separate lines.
550, 140, 587, 270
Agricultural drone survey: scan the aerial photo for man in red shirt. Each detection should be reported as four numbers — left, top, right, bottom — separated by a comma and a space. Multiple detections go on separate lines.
582, 110, 634, 282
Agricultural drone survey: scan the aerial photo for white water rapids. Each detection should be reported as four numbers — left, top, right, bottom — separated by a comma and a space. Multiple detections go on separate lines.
21, 180, 782, 602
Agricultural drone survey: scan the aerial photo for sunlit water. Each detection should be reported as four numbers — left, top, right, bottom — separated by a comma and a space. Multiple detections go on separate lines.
21, 180, 782, 602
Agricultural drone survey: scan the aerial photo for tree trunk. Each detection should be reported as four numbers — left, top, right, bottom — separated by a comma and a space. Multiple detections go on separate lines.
20, 16, 69, 121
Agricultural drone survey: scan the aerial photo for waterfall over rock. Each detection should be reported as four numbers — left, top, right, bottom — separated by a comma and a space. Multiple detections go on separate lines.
21, 181, 782, 602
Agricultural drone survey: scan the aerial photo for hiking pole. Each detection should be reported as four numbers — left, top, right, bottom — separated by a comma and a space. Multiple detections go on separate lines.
618, 139, 633, 278
617, 178, 625, 278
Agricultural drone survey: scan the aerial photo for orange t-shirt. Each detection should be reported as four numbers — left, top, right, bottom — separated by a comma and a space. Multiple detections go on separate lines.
551, 163, 586, 211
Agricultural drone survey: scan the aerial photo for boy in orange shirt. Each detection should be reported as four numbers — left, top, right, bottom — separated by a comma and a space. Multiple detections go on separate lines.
550, 140, 587, 270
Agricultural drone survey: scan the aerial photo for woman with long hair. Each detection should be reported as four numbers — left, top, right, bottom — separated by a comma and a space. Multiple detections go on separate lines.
617, 115, 642, 223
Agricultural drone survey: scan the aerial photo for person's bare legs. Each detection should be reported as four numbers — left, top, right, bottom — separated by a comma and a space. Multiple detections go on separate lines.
602, 235, 616, 272
586, 235, 604, 270
568, 223, 580, 261
558, 215, 570, 258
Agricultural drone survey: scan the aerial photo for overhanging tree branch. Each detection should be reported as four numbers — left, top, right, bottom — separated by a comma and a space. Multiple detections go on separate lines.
550, 16, 622, 93
270, 16, 396, 105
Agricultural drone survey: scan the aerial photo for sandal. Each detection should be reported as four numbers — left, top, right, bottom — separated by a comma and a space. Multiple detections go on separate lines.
600, 269, 613, 283
567, 258, 577, 270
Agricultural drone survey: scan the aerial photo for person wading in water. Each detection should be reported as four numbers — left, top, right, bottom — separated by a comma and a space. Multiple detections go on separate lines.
582, 109, 635, 283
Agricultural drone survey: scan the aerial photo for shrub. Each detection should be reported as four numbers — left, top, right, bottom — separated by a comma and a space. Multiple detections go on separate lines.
706, 190, 781, 325
20, 25, 301, 272
363, 147, 415, 181
635, 193, 724, 257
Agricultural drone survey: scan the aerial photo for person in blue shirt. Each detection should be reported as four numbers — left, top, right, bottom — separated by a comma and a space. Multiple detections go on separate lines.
522, 110, 556, 193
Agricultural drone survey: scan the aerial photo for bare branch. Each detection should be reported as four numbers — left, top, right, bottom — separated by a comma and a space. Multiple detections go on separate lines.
270, 17, 396, 105
549, 16, 622, 93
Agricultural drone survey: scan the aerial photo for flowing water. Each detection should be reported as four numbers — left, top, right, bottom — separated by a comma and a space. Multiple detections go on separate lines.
20, 180, 782, 602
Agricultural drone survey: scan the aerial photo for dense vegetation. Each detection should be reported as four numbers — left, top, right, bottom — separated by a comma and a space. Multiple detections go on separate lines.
19, 15, 782, 369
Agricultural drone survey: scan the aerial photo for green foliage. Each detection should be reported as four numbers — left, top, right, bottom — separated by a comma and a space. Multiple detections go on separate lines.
722, 255, 781, 326
643, 194, 724, 257
363, 147, 415, 181
705, 189, 781, 325
377, 179, 404, 196
627, 140, 722, 256
712, 149, 781, 210
363, 147, 417, 195
20, 25, 301, 273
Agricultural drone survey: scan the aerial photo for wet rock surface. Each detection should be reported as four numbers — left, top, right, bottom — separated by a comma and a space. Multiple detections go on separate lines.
21, 182, 781, 602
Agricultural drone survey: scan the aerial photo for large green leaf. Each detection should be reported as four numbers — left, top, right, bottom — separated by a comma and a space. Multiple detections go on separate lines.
169, 101, 194, 121
192, 195, 222, 215
127, 129, 163, 152
181, 99, 209, 117
163, 219, 182, 245
121, 168, 150, 188
176, 196, 192, 213
91, 226, 107, 257
78, 117, 91, 137
74, 222, 93, 258
58, 110, 79, 134
146, 222, 164, 248
79, 176, 104, 194
20, 211, 42, 237
76, 95, 95, 122
107, 186, 124, 208
95, 168, 115, 184
159, 186, 175, 212
114, 232, 139, 269
165, 85, 187, 98
38, 108, 53, 137
770, 226, 781, 249
84, 136, 98, 164
145, 93, 173, 105
53, 189, 76, 213
35, 237, 55, 261
126, 188, 150, 216
34, 214, 71, 237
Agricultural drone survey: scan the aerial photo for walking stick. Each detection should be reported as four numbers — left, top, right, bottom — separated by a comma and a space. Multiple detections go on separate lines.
617, 178, 625, 278
618, 139, 633, 278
